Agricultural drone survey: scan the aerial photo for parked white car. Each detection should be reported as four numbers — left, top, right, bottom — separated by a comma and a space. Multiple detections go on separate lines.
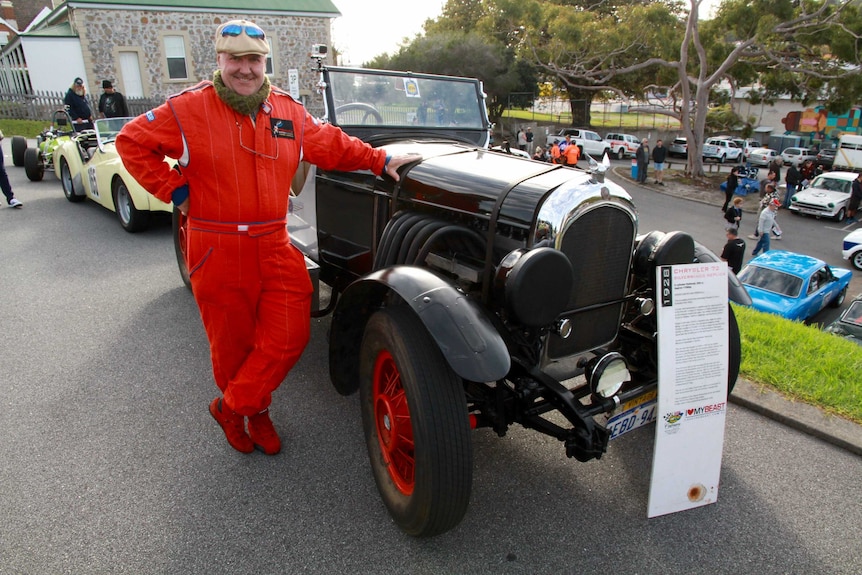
789, 171, 858, 222
749, 147, 780, 167
545, 128, 611, 158
781, 147, 818, 167
703, 138, 744, 163
842, 228, 862, 270
605, 132, 640, 159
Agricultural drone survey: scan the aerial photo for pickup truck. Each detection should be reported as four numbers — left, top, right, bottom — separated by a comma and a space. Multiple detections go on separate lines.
702, 138, 744, 163
546, 128, 611, 159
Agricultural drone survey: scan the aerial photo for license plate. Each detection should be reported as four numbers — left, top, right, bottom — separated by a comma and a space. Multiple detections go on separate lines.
605, 391, 657, 440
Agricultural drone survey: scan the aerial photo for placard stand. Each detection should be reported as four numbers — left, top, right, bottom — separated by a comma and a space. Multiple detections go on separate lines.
647, 262, 729, 518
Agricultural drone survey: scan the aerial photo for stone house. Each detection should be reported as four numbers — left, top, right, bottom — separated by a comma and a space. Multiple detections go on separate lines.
0, 0, 340, 115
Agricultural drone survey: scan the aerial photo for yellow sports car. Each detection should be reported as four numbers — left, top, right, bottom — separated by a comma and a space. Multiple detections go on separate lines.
52, 117, 172, 232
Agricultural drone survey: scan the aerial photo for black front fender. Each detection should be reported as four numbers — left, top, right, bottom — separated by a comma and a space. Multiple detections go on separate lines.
329, 266, 511, 395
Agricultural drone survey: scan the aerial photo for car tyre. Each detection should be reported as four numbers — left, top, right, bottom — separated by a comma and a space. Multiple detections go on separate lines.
728, 304, 741, 394
23, 148, 44, 181
719, 154, 726, 164
830, 287, 847, 308
616, 147, 625, 160
172, 206, 192, 290
851, 251, 862, 271
60, 158, 84, 203
113, 177, 149, 233
833, 207, 845, 222
11, 136, 27, 167
359, 306, 472, 538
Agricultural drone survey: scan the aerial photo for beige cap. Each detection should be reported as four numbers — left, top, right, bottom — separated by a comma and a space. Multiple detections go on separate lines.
215, 20, 270, 56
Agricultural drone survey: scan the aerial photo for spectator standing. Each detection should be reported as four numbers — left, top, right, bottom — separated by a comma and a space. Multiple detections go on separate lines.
116, 19, 417, 456
722, 166, 739, 212
0, 130, 23, 208
724, 196, 743, 231
562, 141, 580, 166
550, 141, 562, 164
651, 139, 667, 185
784, 163, 800, 208
64, 77, 94, 131
758, 170, 776, 199
752, 199, 780, 256
768, 157, 783, 183
847, 172, 862, 224
720, 228, 746, 274
636, 138, 649, 183
517, 127, 527, 151
525, 127, 534, 154
98, 80, 130, 118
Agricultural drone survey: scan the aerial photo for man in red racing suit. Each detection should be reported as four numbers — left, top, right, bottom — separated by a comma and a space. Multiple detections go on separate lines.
117, 20, 416, 455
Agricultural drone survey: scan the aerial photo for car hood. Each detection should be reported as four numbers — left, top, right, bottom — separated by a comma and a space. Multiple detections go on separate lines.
793, 187, 848, 206
743, 285, 803, 320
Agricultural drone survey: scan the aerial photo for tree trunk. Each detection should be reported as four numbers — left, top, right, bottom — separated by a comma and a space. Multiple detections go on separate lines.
566, 89, 593, 126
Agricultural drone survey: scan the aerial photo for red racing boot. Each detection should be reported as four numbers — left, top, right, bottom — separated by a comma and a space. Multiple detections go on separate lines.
209, 397, 254, 453
248, 409, 281, 455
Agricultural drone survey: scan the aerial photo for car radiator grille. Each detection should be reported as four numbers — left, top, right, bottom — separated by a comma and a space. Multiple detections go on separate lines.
793, 202, 832, 213
546, 205, 635, 359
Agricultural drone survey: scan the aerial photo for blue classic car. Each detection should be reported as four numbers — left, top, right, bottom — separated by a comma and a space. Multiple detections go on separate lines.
737, 251, 852, 321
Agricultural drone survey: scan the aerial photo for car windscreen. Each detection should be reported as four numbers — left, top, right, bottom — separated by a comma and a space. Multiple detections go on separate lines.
810, 175, 851, 194
328, 70, 485, 129
95, 117, 132, 145
738, 266, 803, 298
841, 300, 862, 326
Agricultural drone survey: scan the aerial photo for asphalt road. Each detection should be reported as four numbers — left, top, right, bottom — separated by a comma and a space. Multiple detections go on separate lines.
1, 148, 861, 574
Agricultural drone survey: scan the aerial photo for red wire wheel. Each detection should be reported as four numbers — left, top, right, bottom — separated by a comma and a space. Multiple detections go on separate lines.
172, 206, 191, 289
372, 349, 416, 495
359, 305, 473, 537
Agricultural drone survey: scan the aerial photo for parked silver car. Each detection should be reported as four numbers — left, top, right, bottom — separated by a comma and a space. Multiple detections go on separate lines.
668, 137, 687, 158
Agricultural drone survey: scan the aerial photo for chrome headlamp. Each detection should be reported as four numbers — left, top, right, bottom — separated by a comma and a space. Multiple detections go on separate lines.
584, 352, 630, 398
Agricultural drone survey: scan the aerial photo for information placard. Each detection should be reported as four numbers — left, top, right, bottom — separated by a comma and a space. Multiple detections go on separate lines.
647, 262, 729, 518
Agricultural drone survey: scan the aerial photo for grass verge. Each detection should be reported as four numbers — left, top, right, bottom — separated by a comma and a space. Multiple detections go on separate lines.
735, 303, 862, 424
0, 119, 48, 139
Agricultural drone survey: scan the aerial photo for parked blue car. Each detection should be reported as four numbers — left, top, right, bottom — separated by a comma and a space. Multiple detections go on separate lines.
737, 251, 852, 321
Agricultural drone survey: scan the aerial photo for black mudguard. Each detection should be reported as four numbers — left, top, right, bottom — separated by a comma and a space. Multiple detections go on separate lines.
328, 265, 511, 395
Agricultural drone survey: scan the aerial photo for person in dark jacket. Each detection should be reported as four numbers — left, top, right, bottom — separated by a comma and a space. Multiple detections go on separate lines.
98, 80, 129, 118
722, 166, 739, 212
651, 139, 667, 185
64, 77, 94, 131
724, 196, 743, 231
721, 228, 746, 274
847, 172, 862, 224
784, 164, 801, 208
636, 138, 649, 183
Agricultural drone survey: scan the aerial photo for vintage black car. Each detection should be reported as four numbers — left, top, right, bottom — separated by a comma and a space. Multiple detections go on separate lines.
173, 61, 748, 537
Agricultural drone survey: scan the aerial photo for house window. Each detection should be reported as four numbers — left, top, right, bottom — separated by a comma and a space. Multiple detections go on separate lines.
265, 38, 274, 76
164, 36, 188, 80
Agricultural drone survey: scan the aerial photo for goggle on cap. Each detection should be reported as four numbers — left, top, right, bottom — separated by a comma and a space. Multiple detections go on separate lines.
215, 20, 270, 56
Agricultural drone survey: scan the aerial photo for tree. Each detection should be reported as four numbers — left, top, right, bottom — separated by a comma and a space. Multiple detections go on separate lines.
514, 0, 861, 178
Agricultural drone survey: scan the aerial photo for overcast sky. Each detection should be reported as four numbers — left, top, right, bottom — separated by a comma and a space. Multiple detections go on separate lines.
330, 0, 446, 66
330, 0, 722, 67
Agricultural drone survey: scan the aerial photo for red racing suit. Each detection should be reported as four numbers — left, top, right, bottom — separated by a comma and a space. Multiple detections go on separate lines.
117, 82, 387, 416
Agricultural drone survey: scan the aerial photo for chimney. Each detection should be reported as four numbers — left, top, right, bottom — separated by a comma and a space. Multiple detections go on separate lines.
1, 1, 18, 30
